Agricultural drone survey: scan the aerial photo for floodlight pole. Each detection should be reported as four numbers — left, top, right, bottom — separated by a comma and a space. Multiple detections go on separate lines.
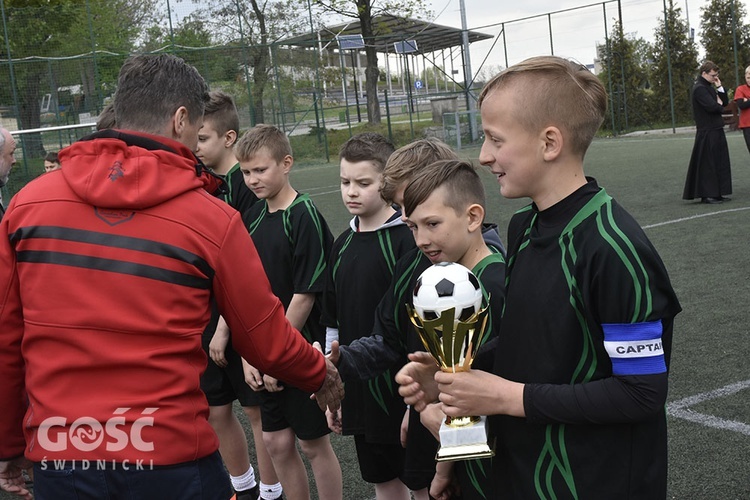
459, 0, 478, 141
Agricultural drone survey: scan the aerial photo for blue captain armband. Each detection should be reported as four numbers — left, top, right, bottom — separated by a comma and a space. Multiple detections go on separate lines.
602, 320, 667, 376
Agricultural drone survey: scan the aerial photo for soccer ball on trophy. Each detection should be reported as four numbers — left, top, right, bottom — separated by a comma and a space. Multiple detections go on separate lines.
412, 262, 483, 325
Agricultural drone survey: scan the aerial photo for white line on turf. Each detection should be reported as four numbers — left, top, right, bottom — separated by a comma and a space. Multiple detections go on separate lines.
667, 379, 750, 436
643, 206, 750, 229
311, 188, 342, 196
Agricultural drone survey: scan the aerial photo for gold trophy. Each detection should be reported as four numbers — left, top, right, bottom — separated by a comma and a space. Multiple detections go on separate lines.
407, 262, 495, 462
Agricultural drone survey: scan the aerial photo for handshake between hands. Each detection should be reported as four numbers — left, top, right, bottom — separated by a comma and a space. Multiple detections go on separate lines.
311, 341, 345, 413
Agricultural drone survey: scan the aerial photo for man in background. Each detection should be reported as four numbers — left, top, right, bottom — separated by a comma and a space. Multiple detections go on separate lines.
684, 60, 732, 204
0, 127, 17, 219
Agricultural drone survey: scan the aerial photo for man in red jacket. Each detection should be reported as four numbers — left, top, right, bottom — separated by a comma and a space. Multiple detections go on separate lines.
0, 54, 343, 500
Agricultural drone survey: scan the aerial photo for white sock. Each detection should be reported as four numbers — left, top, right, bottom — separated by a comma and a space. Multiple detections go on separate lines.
230, 466, 257, 492
259, 481, 283, 499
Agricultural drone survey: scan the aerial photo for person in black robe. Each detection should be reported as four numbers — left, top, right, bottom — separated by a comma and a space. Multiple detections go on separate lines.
684, 60, 732, 204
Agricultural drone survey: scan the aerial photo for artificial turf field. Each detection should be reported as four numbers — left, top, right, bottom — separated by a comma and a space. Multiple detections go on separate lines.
289, 130, 750, 499
2, 130, 748, 499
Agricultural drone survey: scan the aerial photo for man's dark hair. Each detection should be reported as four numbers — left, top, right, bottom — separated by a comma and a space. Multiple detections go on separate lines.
339, 133, 395, 172
113, 54, 209, 134
204, 91, 240, 137
699, 60, 719, 75
44, 152, 59, 163
96, 102, 116, 130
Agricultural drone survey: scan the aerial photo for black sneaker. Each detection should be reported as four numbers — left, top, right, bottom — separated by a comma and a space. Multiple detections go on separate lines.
235, 484, 260, 500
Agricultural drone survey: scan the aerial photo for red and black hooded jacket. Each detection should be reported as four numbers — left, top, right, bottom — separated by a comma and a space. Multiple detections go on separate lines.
0, 130, 326, 465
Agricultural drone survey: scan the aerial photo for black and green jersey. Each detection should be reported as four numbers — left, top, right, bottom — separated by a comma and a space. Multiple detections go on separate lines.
246, 192, 333, 349
338, 246, 506, 497
218, 162, 258, 219
321, 214, 415, 442
492, 178, 681, 499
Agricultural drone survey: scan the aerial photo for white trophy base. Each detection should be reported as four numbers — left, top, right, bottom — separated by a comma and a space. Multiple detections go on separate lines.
436, 415, 495, 462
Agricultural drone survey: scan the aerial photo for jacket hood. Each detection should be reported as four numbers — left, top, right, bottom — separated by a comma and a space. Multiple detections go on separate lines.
59, 130, 225, 210
349, 210, 405, 232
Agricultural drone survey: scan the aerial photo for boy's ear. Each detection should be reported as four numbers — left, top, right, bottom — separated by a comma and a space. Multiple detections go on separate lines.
541, 126, 564, 161
466, 203, 485, 232
282, 154, 294, 174
225, 130, 238, 148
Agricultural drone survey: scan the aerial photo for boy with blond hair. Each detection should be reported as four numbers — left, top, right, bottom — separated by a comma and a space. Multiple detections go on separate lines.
329, 157, 505, 500
196, 92, 282, 500
236, 124, 341, 500
321, 133, 415, 500
398, 56, 682, 498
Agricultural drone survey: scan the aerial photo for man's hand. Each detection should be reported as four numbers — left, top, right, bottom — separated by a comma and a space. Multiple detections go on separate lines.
395, 351, 439, 411
0, 457, 33, 500
311, 342, 345, 412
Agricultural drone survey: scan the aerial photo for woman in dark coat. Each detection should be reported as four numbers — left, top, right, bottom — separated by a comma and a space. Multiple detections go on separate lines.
684, 60, 732, 204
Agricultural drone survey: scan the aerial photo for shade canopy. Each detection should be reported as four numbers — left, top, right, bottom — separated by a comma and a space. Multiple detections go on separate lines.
278, 14, 493, 55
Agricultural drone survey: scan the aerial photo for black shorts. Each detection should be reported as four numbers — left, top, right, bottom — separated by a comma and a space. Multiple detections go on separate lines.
200, 336, 262, 408
401, 407, 438, 491
353, 434, 406, 484
259, 386, 330, 440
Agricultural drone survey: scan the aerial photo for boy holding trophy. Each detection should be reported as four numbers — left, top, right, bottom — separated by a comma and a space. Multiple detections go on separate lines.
330, 159, 505, 499
397, 56, 681, 499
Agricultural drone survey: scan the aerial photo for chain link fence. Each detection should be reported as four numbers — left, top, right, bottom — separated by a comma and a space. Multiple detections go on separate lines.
0, 0, 721, 201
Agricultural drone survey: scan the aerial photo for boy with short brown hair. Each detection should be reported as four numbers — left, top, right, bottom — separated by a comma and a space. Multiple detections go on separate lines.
322, 132, 416, 500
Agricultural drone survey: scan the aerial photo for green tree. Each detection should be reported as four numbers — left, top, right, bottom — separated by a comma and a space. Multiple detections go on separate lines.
649, 0, 698, 124
186, 0, 309, 124
1, 0, 78, 156
313, 0, 430, 124
700, 0, 750, 92
598, 21, 651, 131
139, 14, 240, 87
64, 0, 157, 116
0, 0, 158, 156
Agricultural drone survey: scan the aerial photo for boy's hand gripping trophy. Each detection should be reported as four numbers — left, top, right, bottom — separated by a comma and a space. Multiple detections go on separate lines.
406, 262, 495, 461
